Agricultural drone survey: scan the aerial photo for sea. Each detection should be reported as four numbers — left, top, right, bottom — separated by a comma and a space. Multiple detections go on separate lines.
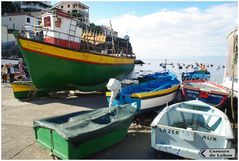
127, 59, 226, 84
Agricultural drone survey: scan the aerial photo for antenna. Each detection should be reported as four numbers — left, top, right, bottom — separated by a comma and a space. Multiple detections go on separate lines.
160, 59, 173, 71
109, 20, 115, 54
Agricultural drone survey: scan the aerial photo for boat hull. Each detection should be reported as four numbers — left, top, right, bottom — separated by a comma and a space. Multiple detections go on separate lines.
182, 88, 228, 107
182, 80, 228, 107
151, 100, 234, 159
139, 90, 178, 110
17, 37, 135, 92
106, 85, 180, 111
151, 125, 232, 159
11, 81, 48, 99
33, 105, 135, 159
34, 125, 129, 159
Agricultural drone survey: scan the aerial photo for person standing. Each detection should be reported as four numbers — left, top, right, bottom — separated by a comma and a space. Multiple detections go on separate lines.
1, 64, 3, 83
18, 60, 26, 80
9, 63, 15, 83
1, 64, 8, 87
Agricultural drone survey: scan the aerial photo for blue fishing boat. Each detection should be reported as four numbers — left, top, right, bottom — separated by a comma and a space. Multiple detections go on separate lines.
182, 80, 229, 107
181, 68, 210, 81
138, 70, 175, 82
151, 100, 234, 159
106, 72, 180, 112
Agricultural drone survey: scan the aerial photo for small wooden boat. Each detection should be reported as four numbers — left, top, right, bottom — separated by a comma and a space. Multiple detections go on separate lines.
151, 100, 234, 159
182, 80, 229, 107
181, 68, 210, 81
33, 105, 136, 159
106, 72, 180, 112
11, 81, 49, 99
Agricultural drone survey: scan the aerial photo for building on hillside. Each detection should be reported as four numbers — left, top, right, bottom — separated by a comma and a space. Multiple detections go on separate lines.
14, 1, 51, 12
2, 25, 16, 49
51, 1, 89, 25
1, 25, 21, 59
2, 13, 41, 31
100, 25, 118, 37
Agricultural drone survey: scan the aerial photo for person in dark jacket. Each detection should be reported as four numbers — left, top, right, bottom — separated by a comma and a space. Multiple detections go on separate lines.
9, 63, 15, 83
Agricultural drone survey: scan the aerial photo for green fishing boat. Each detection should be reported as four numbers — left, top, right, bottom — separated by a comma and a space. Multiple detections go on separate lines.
11, 81, 49, 99
16, 8, 135, 92
33, 105, 136, 159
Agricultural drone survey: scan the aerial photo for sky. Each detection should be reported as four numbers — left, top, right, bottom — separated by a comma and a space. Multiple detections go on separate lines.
52, 1, 238, 61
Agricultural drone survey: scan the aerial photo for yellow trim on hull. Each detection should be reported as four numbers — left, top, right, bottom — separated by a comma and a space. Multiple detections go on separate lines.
19, 38, 134, 65
106, 92, 112, 97
11, 83, 36, 92
106, 85, 180, 98
131, 85, 179, 98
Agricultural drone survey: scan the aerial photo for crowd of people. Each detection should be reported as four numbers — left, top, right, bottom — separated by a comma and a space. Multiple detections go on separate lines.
1, 60, 26, 87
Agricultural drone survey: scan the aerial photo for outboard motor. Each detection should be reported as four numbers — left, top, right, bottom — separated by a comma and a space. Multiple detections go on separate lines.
181, 72, 185, 81
106, 78, 121, 109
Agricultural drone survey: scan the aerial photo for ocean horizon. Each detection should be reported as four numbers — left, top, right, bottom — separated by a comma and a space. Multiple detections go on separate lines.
130, 58, 225, 84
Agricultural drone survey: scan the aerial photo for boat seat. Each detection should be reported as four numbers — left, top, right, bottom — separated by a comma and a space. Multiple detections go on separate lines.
175, 107, 221, 117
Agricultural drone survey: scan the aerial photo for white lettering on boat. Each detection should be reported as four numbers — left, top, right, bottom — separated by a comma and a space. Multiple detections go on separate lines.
209, 94, 224, 99
186, 90, 199, 94
186, 90, 199, 98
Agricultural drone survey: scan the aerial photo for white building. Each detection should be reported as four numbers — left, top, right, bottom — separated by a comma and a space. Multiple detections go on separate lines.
2, 13, 41, 31
2, 25, 16, 49
51, 1, 89, 25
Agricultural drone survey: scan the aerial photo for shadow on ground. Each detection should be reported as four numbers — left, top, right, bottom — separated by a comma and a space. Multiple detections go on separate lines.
21, 92, 108, 109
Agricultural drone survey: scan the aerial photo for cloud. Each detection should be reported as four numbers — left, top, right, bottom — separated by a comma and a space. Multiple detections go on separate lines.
94, 3, 237, 60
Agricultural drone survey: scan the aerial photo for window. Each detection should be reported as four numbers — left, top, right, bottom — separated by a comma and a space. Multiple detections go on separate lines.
26, 17, 30, 23
61, 6, 63, 9
68, 4, 70, 8
38, 21, 41, 25
55, 17, 61, 28
9, 18, 11, 21
43, 16, 51, 27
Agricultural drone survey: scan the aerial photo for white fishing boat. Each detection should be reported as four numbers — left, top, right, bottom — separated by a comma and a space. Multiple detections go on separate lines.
106, 71, 180, 112
151, 100, 234, 159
